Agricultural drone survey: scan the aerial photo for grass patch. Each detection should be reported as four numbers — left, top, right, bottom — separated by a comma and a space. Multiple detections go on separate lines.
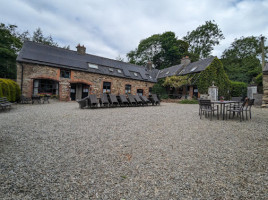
179, 99, 199, 104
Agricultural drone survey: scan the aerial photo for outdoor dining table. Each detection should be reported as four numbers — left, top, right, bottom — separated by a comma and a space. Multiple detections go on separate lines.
211, 100, 239, 120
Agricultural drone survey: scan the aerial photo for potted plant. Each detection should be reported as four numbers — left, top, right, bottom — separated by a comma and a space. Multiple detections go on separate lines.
220, 96, 224, 102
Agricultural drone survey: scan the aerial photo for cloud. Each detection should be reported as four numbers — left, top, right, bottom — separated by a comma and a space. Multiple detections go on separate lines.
1, 0, 267, 61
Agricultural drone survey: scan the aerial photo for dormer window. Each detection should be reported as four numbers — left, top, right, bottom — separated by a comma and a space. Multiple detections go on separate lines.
190, 67, 197, 72
117, 69, 122, 73
179, 69, 185, 75
134, 72, 138, 76
166, 71, 169, 75
109, 68, 114, 72
149, 76, 152, 79
88, 63, 98, 69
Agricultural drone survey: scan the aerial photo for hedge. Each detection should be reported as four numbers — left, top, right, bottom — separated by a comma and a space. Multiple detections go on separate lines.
229, 81, 247, 97
0, 78, 21, 102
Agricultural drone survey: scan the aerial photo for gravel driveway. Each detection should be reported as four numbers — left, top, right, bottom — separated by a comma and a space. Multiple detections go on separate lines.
1, 102, 267, 199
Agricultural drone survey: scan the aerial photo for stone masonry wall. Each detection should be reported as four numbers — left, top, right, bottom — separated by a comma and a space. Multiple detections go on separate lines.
262, 74, 268, 107
17, 63, 155, 101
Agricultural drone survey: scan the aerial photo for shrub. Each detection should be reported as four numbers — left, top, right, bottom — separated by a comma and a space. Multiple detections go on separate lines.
179, 99, 199, 104
0, 78, 21, 102
230, 81, 247, 97
197, 57, 231, 98
152, 78, 168, 99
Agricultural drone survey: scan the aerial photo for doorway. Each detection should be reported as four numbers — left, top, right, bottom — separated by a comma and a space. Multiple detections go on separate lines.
70, 83, 90, 100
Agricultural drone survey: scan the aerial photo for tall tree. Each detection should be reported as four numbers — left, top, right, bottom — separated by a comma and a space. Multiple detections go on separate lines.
221, 36, 267, 83
127, 31, 188, 69
0, 23, 22, 79
183, 20, 225, 59
32, 27, 58, 46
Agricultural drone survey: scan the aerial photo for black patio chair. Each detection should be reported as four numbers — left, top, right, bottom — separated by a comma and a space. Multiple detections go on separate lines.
100, 93, 109, 107
127, 94, 137, 106
108, 94, 120, 107
140, 95, 151, 106
133, 95, 144, 106
199, 99, 219, 120
149, 94, 160, 106
0, 97, 12, 110
77, 96, 89, 109
88, 94, 99, 108
244, 99, 254, 120
118, 95, 129, 106
226, 100, 247, 122
20, 95, 32, 104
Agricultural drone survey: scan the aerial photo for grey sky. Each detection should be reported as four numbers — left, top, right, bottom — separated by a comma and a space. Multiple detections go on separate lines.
1, 0, 268, 61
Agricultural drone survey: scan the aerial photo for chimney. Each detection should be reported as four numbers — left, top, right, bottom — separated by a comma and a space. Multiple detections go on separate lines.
181, 56, 191, 66
76, 44, 86, 55
146, 61, 153, 71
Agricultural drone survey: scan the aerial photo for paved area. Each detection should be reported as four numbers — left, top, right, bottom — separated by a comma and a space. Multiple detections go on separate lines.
0, 102, 267, 199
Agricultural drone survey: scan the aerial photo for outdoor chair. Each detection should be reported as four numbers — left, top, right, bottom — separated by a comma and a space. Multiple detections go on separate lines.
199, 99, 219, 120
42, 94, 50, 104
20, 95, 31, 104
88, 94, 99, 108
0, 97, 12, 111
127, 94, 138, 106
133, 95, 144, 106
32, 95, 41, 104
140, 95, 151, 106
108, 94, 120, 107
149, 94, 160, 105
118, 95, 129, 106
244, 99, 254, 120
100, 93, 109, 107
77, 96, 89, 109
226, 100, 247, 122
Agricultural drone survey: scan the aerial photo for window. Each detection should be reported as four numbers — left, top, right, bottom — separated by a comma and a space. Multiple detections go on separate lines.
60, 69, 70, 78
125, 84, 131, 94
149, 75, 152, 79
166, 71, 169, 75
103, 82, 111, 93
33, 79, 58, 95
134, 72, 138, 76
117, 69, 122, 73
149, 87, 152, 95
137, 89, 143, 96
179, 69, 185, 75
88, 63, 98, 69
109, 68, 114, 72
190, 67, 197, 72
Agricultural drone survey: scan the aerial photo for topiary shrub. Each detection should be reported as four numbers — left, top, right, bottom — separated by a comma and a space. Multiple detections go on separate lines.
229, 81, 247, 97
197, 57, 231, 98
0, 78, 21, 102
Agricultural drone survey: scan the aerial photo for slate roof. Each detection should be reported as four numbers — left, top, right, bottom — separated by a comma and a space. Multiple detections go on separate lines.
156, 56, 216, 79
17, 41, 157, 83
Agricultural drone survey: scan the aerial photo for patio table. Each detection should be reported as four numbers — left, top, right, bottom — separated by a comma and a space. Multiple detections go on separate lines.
211, 101, 238, 120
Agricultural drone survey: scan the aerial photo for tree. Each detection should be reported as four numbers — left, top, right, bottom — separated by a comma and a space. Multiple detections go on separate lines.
221, 36, 266, 83
32, 28, 58, 46
127, 31, 188, 69
0, 23, 22, 79
183, 20, 225, 59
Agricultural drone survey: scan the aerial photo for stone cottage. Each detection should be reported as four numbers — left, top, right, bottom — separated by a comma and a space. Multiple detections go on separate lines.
16, 42, 218, 101
262, 63, 268, 107
16, 42, 157, 101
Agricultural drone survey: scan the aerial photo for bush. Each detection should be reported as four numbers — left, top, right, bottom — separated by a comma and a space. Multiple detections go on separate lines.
0, 78, 21, 102
152, 78, 168, 99
179, 99, 199, 104
230, 81, 247, 97
197, 57, 231, 98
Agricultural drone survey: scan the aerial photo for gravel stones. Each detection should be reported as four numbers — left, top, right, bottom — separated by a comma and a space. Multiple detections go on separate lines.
1, 102, 268, 199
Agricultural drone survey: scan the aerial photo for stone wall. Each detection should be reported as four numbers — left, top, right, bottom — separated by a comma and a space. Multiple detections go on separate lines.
262, 74, 268, 107
17, 63, 155, 101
